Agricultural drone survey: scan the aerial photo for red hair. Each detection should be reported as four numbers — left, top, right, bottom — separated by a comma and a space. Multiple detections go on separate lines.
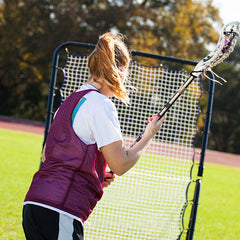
88, 32, 131, 103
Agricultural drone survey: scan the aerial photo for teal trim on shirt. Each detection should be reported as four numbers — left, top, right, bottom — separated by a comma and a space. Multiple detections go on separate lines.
72, 97, 86, 123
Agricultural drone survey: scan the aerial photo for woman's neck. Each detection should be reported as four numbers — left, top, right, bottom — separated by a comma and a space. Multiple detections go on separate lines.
87, 77, 101, 89
87, 76, 113, 98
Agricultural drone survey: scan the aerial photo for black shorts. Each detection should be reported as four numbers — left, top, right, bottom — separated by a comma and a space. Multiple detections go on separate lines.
22, 204, 84, 240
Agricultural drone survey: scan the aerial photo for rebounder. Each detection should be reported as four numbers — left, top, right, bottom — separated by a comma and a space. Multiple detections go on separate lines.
43, 42, 213, 240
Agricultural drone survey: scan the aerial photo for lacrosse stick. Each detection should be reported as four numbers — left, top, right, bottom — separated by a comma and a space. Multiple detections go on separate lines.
134, 21, 240, 144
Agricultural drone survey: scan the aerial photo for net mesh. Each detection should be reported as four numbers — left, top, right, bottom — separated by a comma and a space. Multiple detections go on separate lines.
58, 51, 202, 239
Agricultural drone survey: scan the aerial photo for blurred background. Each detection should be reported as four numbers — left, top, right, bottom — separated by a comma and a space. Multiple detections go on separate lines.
0, 0, 239, 154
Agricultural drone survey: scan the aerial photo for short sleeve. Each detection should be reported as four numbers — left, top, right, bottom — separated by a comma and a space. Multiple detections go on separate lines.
89, 98, 123, 149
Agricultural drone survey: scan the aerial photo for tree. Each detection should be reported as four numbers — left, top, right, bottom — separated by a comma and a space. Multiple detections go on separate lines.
0, 0, 222, 121
0, 0, 53, 120
207, 41, 240, 154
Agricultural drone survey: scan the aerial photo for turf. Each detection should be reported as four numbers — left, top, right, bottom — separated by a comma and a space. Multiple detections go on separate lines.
0, 128, 239, 239
0, 129, 42, 240
194, 163, 240, 239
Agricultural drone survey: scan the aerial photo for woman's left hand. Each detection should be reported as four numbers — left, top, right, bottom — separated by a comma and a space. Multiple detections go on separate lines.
103, 171, 115, 187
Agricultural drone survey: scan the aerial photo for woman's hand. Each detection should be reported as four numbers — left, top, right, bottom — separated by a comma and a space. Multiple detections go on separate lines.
144, 114, 166, 138
103, 171, 115, 187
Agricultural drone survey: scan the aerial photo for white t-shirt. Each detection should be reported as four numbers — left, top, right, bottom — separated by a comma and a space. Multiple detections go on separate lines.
72, 84, 123, 149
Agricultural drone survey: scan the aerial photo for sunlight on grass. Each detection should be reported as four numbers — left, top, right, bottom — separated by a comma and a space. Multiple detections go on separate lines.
194, 163, 240, 240
0, 128, 239, 239
0, 129, 42, 240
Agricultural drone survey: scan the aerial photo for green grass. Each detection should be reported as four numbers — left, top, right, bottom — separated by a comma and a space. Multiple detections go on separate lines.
194, 164, 240, 239
0, 128, 240, 239
0, 129, 42, 240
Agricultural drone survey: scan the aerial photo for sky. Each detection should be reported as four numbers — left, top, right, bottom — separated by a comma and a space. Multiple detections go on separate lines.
212, 0, 240, 24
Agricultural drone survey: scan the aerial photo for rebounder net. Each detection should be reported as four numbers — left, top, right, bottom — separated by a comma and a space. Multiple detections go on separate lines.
49, 44, 207, 239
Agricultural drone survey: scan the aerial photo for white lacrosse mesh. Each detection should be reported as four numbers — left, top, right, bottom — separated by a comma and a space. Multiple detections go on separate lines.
60, 53, 202, 239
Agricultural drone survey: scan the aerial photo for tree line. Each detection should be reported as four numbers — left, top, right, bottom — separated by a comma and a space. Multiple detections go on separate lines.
0, 0, 239, 153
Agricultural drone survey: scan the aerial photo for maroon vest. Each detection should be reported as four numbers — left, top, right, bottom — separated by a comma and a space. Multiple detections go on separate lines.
24, 89, 107, 222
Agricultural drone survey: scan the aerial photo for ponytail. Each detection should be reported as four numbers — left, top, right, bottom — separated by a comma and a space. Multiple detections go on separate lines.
88, 32, 131, 104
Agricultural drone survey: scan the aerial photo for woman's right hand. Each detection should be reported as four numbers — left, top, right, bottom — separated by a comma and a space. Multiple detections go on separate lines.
144, 114, 166, 138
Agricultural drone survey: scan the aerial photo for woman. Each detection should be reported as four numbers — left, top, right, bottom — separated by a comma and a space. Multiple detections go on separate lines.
22, 32, 166, 240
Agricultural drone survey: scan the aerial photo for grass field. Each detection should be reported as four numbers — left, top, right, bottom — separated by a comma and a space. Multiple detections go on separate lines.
0, 128, 240, 239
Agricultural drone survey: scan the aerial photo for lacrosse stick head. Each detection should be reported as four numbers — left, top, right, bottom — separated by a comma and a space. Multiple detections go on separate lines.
192, 21, 240, 81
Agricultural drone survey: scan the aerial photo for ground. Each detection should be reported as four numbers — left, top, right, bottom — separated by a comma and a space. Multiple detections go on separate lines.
0, 115, 239, 168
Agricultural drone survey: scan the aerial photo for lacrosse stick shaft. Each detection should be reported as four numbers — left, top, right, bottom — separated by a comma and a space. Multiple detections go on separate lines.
134, 75, 196, 143
158, 75, 195, 118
